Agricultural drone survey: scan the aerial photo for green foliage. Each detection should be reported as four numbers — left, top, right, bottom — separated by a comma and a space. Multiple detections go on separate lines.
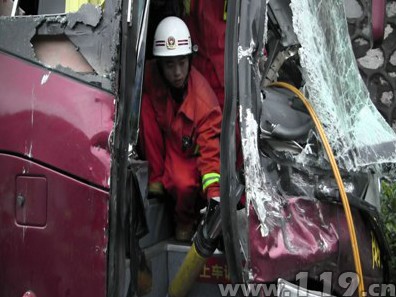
381, 181, 396, 282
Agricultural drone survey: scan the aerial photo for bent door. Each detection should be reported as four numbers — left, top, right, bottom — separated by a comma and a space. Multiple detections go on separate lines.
0, 1, 120, 296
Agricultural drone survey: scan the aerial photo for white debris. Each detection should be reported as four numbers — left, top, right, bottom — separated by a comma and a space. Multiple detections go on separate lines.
358, 48, 384, 69
238, 40, 256, 64
390, 51, 396, 66
41, 71, 51, 85
28, 143, 33, 158
387, 1, 396, 18
344, 0, 363, 18
380, 91, 393, 107
240, 107, 282, 237
379, 76, 388, 85
384, 24, 393, 40
354, 38, 368, 46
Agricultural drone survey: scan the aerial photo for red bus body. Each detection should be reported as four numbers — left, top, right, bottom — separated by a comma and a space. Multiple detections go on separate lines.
0, 52, 114, 297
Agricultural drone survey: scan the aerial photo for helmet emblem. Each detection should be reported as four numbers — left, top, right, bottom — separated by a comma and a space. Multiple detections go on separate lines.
166, 36, 176, 50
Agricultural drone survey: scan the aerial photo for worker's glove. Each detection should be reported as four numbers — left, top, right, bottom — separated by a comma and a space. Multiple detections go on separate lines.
200, 196, 220, 216
194, 197, 221, 257
201, 197, 221, 239
207, 196, 220, 216
211, 196, 220, 203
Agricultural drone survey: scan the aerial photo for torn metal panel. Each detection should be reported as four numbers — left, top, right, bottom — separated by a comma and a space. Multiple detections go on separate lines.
238, 0, 280, 240
250, 198, 339, 282
237, 0, 280, 283
249, 197, 387, 294
66, 3, 102, 28
241, 107, 283, 237
0, 0, 121, 92
0, 17, 43, 59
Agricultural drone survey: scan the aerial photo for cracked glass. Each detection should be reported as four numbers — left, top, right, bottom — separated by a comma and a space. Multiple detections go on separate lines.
290, 0, 396, 172
247, 0, 394, 283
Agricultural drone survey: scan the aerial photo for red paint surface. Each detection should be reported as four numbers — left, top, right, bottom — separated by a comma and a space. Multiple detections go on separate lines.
22, 291, 37, 297
250, 198, 338, 282
0, 154, 108, 297
0, 52, 114, 188
250, 198, 384, 294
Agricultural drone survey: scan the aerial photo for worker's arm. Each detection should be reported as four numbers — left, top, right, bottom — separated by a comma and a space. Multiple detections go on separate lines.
196, 105, 222, 199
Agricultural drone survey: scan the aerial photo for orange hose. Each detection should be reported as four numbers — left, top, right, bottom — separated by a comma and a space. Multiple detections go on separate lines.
271, 82, 365, 297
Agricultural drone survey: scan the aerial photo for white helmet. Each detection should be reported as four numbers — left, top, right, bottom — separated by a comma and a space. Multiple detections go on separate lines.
153, 16, 192, 57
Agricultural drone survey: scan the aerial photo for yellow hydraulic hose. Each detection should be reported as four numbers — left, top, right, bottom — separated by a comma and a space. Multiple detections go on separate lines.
168, 243, 207, 297
271, 82, 365, 297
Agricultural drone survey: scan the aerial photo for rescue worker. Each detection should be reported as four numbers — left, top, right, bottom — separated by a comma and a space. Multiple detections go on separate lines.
139, 16, 222, 241
183, 0, 226, 110
183, 0, 244, 173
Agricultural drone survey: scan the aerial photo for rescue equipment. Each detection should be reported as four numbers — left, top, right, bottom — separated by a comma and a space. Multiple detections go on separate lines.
168, 199, 221, 297
271, 82, 365, 297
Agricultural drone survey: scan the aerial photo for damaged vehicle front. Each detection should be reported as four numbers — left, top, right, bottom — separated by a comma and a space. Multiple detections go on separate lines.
1, 0, 393, 296
221, 0, 394, 296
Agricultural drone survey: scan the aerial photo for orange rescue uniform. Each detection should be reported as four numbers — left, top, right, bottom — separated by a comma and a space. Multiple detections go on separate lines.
140, 61, 222, 224
184, 0, 226, 110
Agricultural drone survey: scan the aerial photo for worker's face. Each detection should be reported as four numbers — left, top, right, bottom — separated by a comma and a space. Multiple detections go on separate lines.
160, 56, 189, 89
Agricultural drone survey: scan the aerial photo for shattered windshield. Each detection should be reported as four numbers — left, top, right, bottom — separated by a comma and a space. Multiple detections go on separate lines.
290, 0, 396, 172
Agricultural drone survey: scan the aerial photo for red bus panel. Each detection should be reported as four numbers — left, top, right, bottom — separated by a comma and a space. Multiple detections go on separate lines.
0, 154, 108, 297
0, 52, 114, 189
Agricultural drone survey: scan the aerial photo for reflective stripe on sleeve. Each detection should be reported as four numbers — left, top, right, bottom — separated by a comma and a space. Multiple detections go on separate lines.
148, 182, 164, 195
202, 173, 220, 191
